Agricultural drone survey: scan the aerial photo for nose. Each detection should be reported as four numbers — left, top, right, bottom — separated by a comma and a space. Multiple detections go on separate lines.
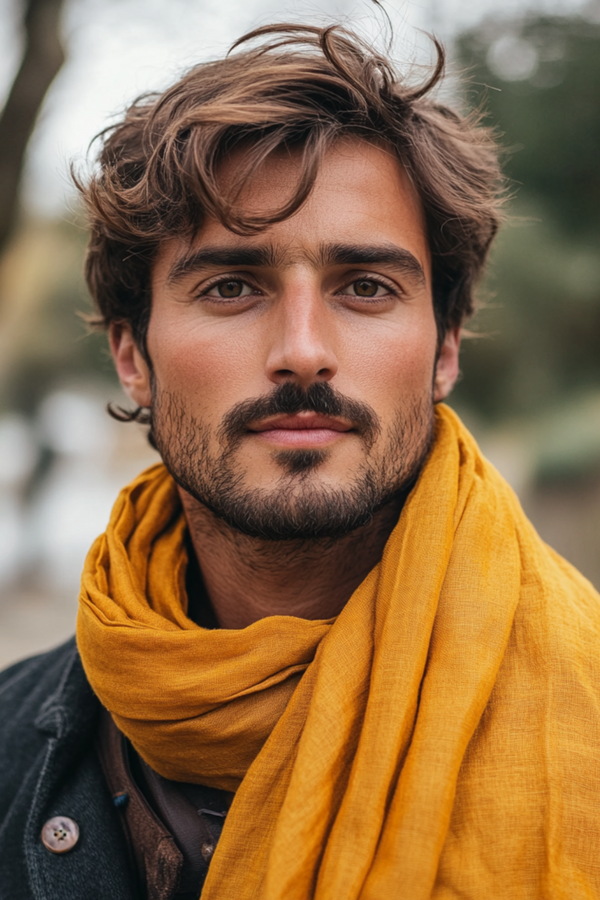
265, 279, 338, 388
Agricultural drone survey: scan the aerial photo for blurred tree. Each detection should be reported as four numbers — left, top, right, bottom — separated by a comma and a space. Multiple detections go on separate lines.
453, 15, 600, 424
0, 0, 66, 260
0, 218, 113, 415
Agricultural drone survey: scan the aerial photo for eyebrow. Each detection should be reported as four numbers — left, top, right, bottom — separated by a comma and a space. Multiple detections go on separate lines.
166, 241, 426, 286
318, 242, 426, 285
167, 246, 277, 283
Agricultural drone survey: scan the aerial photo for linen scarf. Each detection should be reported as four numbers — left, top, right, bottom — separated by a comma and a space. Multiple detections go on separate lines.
77, 404, 600, 899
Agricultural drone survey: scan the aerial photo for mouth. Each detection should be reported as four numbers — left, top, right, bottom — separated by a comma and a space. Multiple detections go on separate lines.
246, 412, 355, 448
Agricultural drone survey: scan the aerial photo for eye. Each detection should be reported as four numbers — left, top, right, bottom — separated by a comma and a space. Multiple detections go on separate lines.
345, 279, 390, 298
205, 280, 254, 299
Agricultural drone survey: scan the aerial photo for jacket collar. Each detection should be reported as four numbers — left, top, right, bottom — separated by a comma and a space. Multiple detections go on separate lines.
33, 638, 100, 744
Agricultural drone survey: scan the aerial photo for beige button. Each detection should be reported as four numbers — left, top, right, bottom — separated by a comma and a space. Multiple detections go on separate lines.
41, 816, 80, 853
201, 841, 215, 861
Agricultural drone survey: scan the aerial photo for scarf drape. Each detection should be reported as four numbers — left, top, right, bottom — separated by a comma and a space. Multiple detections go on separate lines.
77, 404, 600, 899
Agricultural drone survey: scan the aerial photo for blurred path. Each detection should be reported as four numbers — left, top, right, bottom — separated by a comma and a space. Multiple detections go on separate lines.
0, 586, 77, 670
0, 388, 158, 670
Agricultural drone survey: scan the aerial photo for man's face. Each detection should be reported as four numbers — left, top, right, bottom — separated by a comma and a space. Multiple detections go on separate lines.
113, 139, 460, 539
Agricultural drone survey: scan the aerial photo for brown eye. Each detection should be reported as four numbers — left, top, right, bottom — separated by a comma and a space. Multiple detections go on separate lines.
353, 280, 379, 297
218, 281, 244, 298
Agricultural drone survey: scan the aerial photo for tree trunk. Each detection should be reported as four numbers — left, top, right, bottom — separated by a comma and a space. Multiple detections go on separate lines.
0, 0, 66, 257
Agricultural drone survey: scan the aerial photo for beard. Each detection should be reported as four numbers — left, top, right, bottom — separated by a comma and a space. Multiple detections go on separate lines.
151, 381, 434, 541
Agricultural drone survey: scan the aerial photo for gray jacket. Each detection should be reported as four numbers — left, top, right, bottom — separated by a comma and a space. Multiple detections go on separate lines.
0, 638, 137, 899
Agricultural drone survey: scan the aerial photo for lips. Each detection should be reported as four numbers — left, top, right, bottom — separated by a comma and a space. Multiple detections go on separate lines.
247, 412, 354, 447
249, 413, 353, 433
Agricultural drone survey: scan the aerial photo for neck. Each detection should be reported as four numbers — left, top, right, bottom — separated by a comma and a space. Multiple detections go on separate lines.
178, 489, 404, 629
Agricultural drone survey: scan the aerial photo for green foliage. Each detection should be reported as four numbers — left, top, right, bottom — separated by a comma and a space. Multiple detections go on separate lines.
453, 15, 600, 423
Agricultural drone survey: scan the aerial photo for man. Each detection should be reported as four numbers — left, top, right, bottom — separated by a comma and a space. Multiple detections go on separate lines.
1, 23, 600, 900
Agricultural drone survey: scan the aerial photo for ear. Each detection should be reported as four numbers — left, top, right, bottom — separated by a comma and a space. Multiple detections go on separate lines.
109, 322, 152, 408
433, 326, 461, 402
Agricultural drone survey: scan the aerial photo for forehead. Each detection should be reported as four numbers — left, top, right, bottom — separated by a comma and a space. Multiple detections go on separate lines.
154, 138, 431, 279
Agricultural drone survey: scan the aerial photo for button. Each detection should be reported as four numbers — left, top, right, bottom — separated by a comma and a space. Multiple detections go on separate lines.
41, 816, 80, 853
112, 791, 129, 809
201, 841, 215, 861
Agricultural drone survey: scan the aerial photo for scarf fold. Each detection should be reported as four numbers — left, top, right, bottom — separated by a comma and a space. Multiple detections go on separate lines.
77, 404, 600, 899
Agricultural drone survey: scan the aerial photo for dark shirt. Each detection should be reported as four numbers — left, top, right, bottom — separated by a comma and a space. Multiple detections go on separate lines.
96, 709, 233, 900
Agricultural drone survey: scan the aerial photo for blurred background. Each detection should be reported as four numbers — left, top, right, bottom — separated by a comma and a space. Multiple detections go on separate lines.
0, 0, 599, 667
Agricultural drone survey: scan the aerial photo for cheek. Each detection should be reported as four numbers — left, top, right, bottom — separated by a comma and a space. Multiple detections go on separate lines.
340, 315, 438, 417
147, 317, 263, 420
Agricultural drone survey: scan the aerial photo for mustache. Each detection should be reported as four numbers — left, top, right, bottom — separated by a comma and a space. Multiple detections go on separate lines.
218, 381, 381, 449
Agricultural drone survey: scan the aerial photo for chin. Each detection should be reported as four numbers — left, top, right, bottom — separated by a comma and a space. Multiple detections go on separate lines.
271, 448, 329, 477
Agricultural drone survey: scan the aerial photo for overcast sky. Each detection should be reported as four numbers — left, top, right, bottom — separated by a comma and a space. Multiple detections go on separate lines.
0, 0, 594, 214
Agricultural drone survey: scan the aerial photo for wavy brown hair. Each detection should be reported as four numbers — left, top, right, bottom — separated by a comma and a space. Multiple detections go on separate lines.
76, 23, 505, 365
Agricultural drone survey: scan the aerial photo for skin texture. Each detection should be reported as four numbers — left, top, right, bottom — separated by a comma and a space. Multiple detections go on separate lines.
111, 139, 460, 628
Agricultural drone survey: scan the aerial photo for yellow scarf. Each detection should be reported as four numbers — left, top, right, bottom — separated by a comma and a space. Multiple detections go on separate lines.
77, 405, 600, 899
